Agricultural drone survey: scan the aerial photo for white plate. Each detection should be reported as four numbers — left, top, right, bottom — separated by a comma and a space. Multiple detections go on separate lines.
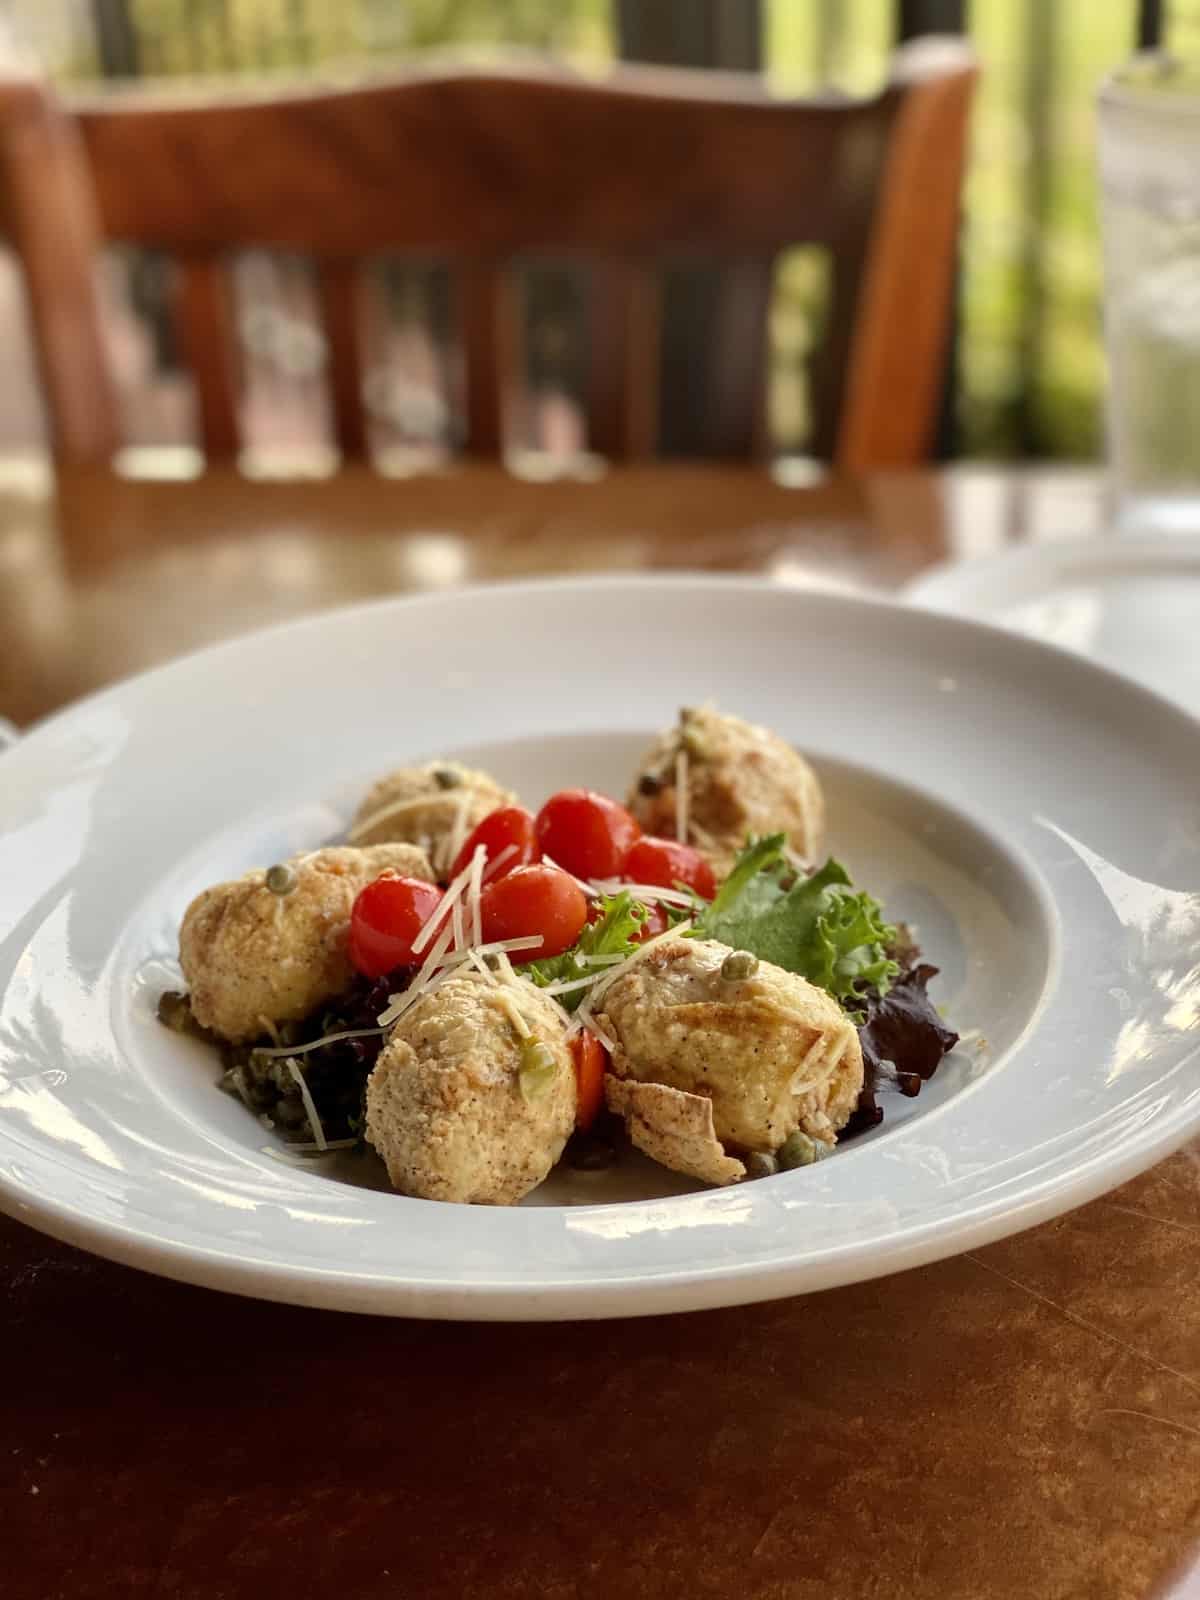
905, 535, 1200, 712
1, 577, 1198, 1320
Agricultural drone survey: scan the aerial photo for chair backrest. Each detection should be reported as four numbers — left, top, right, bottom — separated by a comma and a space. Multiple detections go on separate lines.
0, 45, 976, 470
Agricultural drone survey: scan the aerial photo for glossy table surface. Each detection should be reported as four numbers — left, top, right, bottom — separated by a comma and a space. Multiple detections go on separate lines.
2, 459, 1197, 1600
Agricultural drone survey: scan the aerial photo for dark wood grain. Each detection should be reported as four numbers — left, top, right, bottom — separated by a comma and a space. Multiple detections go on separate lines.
0, 47, 975, 468
838, 41, 978, 467
0, 78, 118, 464
317, 259, 369, 460
176, 256, 240, 456
588, 260, 662, 459
458, 258, 516, 456
0, 460, 1196, 1600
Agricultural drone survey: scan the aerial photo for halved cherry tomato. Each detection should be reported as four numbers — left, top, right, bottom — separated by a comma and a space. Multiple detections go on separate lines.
623, 835, 717, 900
535, 789, 641, 881
571, 1032, 608, 1131
632, 902, 669, 943
479, 864, 588, 959
449, 805, 539, 883
348, 873, 443, 978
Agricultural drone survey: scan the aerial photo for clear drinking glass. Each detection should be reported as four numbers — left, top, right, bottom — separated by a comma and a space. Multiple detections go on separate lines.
1098, 56, 1200, 533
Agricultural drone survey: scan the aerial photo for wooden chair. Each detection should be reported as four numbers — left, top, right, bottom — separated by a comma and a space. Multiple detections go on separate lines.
0, 43, 976, 471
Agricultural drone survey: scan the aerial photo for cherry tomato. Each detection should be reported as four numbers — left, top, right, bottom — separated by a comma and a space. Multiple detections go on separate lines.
571, 1032, 608, 1131
632, 902, 669, 944
348, 873, 443, 978
623, 835, 717, 900
535, 789, 641, 881
479, 864, 588, 959
449, 805, 540, 883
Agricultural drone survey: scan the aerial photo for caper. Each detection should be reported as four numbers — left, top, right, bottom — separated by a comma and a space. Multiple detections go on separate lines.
265, 862, 297, 896
778, 1130, 821, 1170
156, 989, 193, 1032
518, 1038, 558, 1101
637, 772, 663, 796
744, 1151, 778, 1181
721, 949, 759, 982
432, 766, 463, 790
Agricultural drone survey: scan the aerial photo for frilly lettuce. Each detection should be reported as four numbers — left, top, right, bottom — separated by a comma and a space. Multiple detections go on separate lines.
697, 836, 898, 1009
523, 890, 648, 1010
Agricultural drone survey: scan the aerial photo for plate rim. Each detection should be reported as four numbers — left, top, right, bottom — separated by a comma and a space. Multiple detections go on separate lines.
3, 574, 1199, 1319
7, 1109, 1198, 1321
904, 530, 1200, 614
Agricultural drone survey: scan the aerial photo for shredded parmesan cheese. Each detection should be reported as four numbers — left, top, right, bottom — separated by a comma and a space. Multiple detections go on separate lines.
256, 1014, 282, 1047
475, 936, 544, 958
541, 855, 600, 898
348, 793, 441, 844
468, 844, 486, 949
538, 988, 577, 1031
539, 972, 605, 998
674, 749, 689, 843
589, 878, 696, 908
375, 936, 544, 1028
586, 918, 694, 1009
577, 1006, 616, 1053
440, 788, 472, 878
451, 895, 465, 955
481, 842, 519, 884
411, 851, 478, 955
465, 948, 499, 985
494, 987, 532, 1039
255, 1025, 386, 1060
494, 950, 521, 986
284, 1137, 359, 1154
286, 1057, 327, 1151
378, 914, 457, 1024
376, 960, 456, 1028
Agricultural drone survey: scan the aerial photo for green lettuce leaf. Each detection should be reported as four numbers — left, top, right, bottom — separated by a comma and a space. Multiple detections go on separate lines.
522, 890, 648, 1011
697, 836, 898, 1008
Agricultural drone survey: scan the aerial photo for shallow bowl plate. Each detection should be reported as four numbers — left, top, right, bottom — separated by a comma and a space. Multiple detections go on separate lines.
905, 533, 1200, 713
1, 577, 1198, 1319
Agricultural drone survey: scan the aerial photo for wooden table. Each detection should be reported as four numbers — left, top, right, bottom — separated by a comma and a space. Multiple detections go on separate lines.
2, 460, 1197, 1600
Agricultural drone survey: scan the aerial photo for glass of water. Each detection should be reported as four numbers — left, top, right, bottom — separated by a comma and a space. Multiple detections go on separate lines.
1098, 56, 1200, 533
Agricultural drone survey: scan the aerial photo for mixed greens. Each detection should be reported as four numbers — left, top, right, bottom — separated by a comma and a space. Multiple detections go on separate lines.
696, 835, 898, 1011
159, 977, 392, 1150
693, 835, 957, 1133
524, 890, 651, 1007
161, 836, 957, 1154
526, 835, 956, 1139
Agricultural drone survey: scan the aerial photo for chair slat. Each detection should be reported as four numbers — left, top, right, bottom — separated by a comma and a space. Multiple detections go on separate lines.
176, 256, 239, 457
588, 262, 661, 461
2, 50, 977, 471
700, 260, 772, 459
0, 80, 118, 464
317, 260, 368, 459
836, 52, 978, 467
459, 260, 513, 457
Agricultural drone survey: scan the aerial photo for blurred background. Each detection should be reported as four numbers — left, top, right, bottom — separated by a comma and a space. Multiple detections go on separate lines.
0, 0, 1192, 467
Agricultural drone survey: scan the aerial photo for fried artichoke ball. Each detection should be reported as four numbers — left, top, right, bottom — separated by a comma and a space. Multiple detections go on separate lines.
365, 973, 575, 1205
349, 760, 515, 872
596, 937, 862, 1158
179, 844, 434, 1044
628, 706, 824, 880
